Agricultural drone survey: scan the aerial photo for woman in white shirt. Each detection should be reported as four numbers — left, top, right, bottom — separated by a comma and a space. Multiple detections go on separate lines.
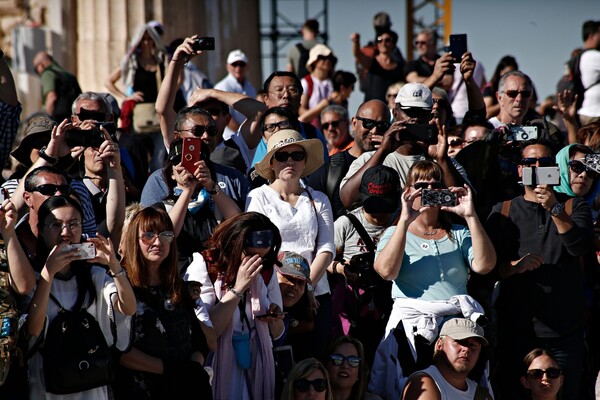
246, 129, 335, 358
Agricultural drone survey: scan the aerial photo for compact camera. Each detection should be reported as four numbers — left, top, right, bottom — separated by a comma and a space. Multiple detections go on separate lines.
507, 125, 538, 141
402, 124, 439, 145
521, 166, 560, 186
65, 127, 105, 148
64, 242, 96, 260
347, 253, 379, 290
421, 189, 457, 207
192, 37, 215, 51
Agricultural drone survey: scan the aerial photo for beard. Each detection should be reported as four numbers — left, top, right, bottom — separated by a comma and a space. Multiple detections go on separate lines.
434, 348, 472, 374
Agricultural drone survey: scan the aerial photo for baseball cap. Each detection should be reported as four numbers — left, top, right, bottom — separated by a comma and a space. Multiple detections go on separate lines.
395, 83, 433, 110
276, 251, 311, 284
359, 165, 400, 214
439, 318, 488, 345
227, 49, 248, 65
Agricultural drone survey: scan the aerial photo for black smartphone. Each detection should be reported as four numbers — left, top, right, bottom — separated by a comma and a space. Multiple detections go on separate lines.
256, 311, 288, 319
65, 128, 105, 148
192, 37, 215, 51
421, 189, 457, 207
402, 124, 439, 145
449, 34, 467, 63
95, 122, 117, 141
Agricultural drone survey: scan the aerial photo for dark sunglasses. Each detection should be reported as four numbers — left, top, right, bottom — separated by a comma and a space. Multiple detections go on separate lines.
415, 40, 428, 46
139, 231, 175, 245
356, 116, 390, 132
273, 151, 306, 163
504, 90, 532, 99
178, 125, 217, 137
231, 62, 246, 68
377, 36, 393, 44
294, 378, 327, 393
527, 368, 562, 380
519, 157, 555, 167
75, 109, 108, 122
449, 138, 465, 147
30, 184, 72, 196
413, 181, 445, 190
329, 353, 361, 368
263, 120, 291, 133
569, 160, 599, 179
321, 120, 343, 130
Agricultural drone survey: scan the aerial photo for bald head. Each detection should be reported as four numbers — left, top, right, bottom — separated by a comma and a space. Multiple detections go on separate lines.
356, 99, 390, 120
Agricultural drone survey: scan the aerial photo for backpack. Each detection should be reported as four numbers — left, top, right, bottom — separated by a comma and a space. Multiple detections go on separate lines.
567, 49, 600, 111
303, 74, 314, 100
42, 292, 115, 394
0, 239, 21, 387
295, 43, 310, 79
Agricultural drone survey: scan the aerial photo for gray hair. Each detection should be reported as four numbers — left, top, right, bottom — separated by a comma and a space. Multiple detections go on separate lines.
498, 70, 533, 94
71, 91, 110, 114
320, 104, 348, 121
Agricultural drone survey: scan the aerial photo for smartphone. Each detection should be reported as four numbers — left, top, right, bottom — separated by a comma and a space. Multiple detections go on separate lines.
402, 124, 438, 144
181, 137, 202, 173
192, 37, 215, 51
508, 126, 538, 141
256, 311, 288, 319
448, 34, 467, 63
65, 128, 105, 148
95, 122, 117, 141
64, 242, 96, 260
273, 345, 295, 381
522, 166, 560, 186
0, 188, 7, 204
421, 188, 457, 207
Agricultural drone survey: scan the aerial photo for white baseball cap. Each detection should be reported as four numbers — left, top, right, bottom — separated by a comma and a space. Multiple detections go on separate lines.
227, 49, 248, 65
395, 83, 433, 110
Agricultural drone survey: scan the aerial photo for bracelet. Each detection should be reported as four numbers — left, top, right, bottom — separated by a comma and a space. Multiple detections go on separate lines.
110, 268, 127, 278
229, 288, 244, 300
208, 185, 221, 195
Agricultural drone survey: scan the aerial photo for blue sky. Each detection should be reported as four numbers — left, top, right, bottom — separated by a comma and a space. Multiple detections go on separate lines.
260, 0, 598, 116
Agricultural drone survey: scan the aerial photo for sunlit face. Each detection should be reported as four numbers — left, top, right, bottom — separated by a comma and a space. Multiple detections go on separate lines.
321, 111, 349, 149
177, 113, 218, 152
415, 33, 433, 57
569, 151, 595, 196
352, 104, 389, 153
521, 355, 563, 399
42, 206, 83, 249
263, 113, 292, 142
71, 99, 107, 125
24, 172, 70, 212
497, 75, 531, 122
277, 273, 306, 308
227, 61, 247, 82
518, 144, 553, 179
293, 368, 327, 400
84, 145, 105, 175
447, 135, 465, 158
264, 76, 301, 115
327, 342, 360, 391
436, 336, 482, 374
376, 33, 395, 54
138, 229, 171, 267
431, 95, 447, 125
270, 144, 306, 181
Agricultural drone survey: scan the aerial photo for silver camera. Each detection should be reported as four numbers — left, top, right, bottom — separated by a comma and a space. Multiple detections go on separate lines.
64, 242, 96, 260
421, 189, 457, 207
522, 166, 560, 186
508, 125, 538, 141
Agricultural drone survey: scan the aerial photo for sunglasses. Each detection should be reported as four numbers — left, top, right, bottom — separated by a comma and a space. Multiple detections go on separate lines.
415, 40, 428, 46
519, 157, 555, 167
321, 120, 343, 130
356, 116, 391, 132
263, 119, 291, 133
231, 62, 246, 68
273, 151, 306, 163
75, 109, 108, 122
30, 184, 72, 196
387, 93, 398, 99
294, 378, 327, 393
503, 90, 532, 99
377, 36, 393, 44
569, 160, 599, 179
527, 368, 562, 380
139, 231, 175, 245
413, 181, 445, 190
449, 138, 465, 147
178, 125, 217, 137
329, 353, 361, 368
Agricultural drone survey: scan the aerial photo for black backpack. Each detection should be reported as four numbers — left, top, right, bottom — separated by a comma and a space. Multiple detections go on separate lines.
295, 43, 310, 79
567, 49, 600, 111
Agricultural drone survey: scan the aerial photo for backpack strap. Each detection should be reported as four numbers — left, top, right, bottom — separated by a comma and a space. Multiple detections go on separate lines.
304, 74, 314, 99
344, 213, 376, 253
500, 200, 511, 218
326, 152, 348, 202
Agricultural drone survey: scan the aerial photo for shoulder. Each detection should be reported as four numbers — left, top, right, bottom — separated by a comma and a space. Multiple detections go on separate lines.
402, 371, 440, 400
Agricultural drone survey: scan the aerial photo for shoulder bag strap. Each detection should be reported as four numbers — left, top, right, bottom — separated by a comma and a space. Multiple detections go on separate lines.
344, 213, 376, 253
474, 384, 489, 400
325, 152, 346, 201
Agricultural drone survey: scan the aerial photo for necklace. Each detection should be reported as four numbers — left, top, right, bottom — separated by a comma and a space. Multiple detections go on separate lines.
423, 230, 438, 236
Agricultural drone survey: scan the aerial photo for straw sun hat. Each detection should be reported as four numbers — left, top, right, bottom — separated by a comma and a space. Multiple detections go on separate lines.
254, 129, 324, 182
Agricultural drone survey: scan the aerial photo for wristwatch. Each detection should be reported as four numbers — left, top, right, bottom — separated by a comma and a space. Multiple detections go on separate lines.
549, 202, 564, 217
306, 284, 314, 292
38, 146, 58, 165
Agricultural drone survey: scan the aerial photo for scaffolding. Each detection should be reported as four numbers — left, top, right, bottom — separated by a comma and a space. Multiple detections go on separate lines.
406, 0, 452, 61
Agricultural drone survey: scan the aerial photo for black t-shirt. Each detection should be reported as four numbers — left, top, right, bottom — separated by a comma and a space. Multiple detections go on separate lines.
404, 54, 440, 79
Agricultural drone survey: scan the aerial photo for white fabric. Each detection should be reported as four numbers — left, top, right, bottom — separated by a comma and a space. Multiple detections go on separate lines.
488, 116, 503, 129
214, 73, 257, 125
449, 62, 486, 124
578, 49, 600, 118
245, 185, 335, 296
301, 75, 333, 110
368, 295, 487, 400
230, 131, 256, 174
415, 365, 478, 400
27, 266, 131, 400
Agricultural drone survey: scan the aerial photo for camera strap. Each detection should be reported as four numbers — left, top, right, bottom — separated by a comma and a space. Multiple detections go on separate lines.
344, 213, 376, 254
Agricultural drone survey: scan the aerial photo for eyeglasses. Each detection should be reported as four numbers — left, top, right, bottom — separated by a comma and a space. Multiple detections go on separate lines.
413, 181, 445, 190
263, 120, 291, 133
415, 40, 428, 46
569, 160, 599, 179
270, 86, 300, 99
527, 368, 562, 380
387, 93, 398, 99
273, 151, 306, 163
377, 36, 393, 44
449, 138, 465, 147
30, 184, 72, 196
519, 157, 555, 167
329, 353, 361, 368
355, 116, 391, 132
178, 125, 217, 137
294, 378, 327, 393
503, 90, 532, 99
74, 110, 108, 121
46, 221, 82, 232
321, 120, 344, 130
231, 62, 246, 68
139, 231, 175, 245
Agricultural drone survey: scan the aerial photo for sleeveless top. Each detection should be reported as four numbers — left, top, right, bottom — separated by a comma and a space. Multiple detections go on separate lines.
418, 365, 478, 400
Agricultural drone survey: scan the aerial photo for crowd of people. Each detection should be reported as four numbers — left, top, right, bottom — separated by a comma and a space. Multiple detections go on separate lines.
0, 12, 599, 400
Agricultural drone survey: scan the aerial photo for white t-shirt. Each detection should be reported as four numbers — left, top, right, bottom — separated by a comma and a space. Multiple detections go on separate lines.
578, 49, 600, 118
